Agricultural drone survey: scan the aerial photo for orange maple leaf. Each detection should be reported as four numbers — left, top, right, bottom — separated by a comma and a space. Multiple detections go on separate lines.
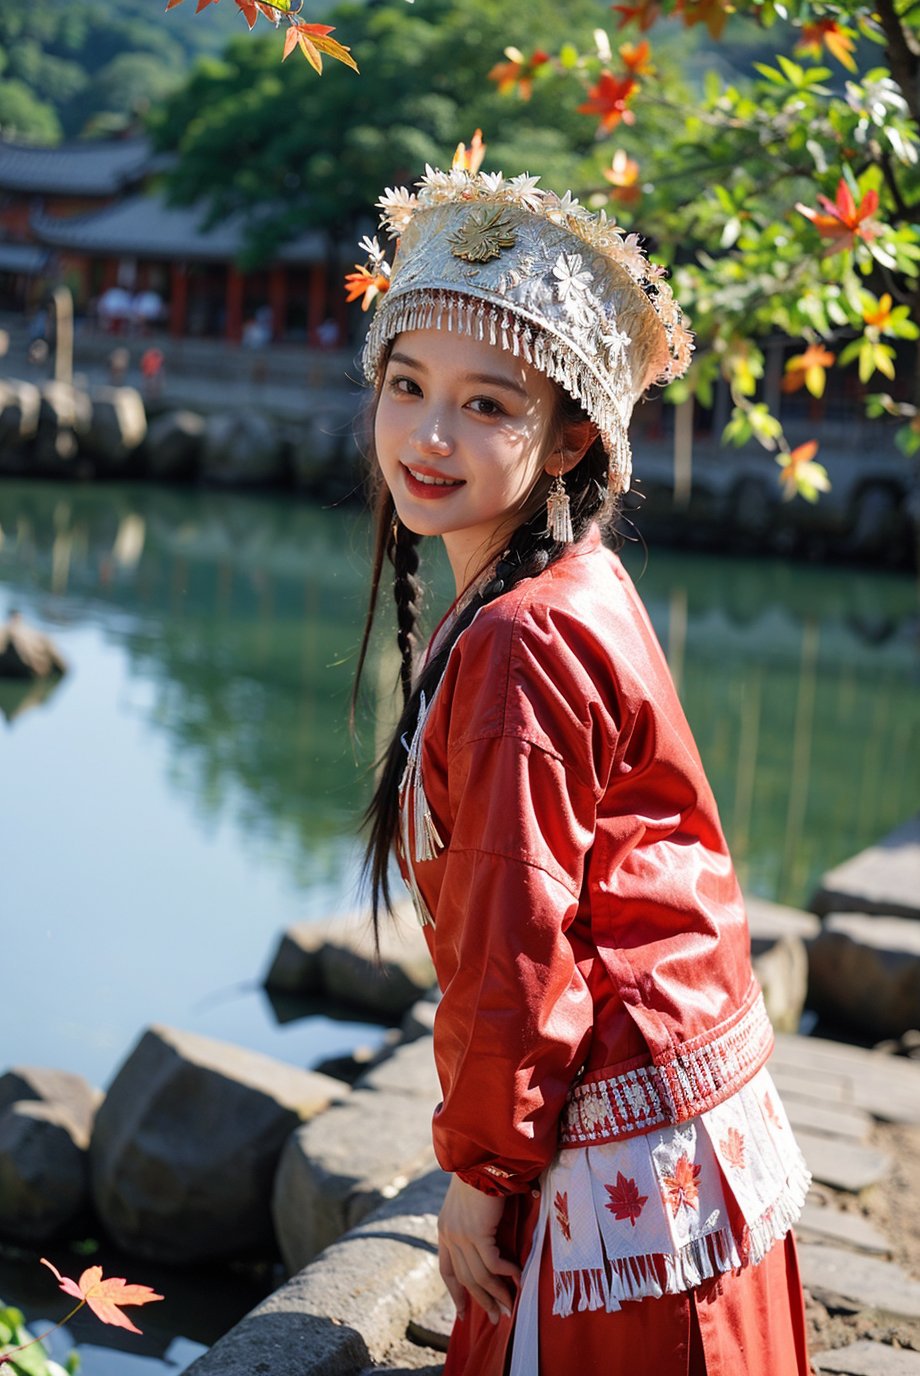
796, 179, 880, 252
662, 1154, 701, 1215
282, 22, 358, 73
611, 1, 662, 31
577, 71, 638, 134
720, 1126, 746, 1169
40, 1258, 164, 1336
777, 440, 829, 501
863, 292, 894, 329
781, 343, 835, 397
554, 1190, 573, 1242
344, 265, 389, 311
796, 19, 857, 72
488, 48, 550, 100
619, 40, 654, 76
604, 1171, 648, 1226
676, 0, 733, 38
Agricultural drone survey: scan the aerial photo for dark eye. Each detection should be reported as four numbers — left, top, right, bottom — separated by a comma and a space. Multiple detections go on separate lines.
468, 396, 505, 417
387, 375, 422, 396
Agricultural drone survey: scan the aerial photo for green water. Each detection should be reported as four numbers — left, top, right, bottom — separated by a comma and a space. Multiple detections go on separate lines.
0, 479, 918, 1373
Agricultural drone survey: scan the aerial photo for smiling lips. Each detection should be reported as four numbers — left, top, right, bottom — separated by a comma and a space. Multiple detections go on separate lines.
402, 463, 465, 499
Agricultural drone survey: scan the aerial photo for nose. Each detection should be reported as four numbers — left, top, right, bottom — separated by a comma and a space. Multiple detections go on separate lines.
410, 411, 453, 457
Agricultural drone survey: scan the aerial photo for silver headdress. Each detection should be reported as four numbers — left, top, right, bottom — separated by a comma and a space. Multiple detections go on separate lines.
356, 166, 693, 493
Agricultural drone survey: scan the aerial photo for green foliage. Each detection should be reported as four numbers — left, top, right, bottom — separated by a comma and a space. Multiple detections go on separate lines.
0, 1304, 79, 1376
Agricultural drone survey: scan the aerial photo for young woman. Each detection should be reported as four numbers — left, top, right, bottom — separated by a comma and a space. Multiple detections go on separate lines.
351, 165, 812, 1376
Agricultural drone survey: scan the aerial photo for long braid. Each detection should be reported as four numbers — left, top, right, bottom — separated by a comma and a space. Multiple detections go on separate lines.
391, 521, 423, 706
359, 419, 617, 937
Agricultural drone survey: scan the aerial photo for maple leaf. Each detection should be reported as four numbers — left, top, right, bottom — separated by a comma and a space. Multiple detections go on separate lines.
554, 1190, 573, 1242
863, 292, 894, 330
40, 1258, 164, 1336
577, 72, 638, 134
611, 1, 662, 32
776, 440, 830, 503
720, 1126, 746, 1169
488, 47, 550, 101
763, 1092, 783, 1129
282, 22, 358, 74
796, 179, 880, 253
344, 265, 390, 311
662, 1154, 701, 1215
796, 19, 857, 72
619, 40, 654, 76
604, 1171, 648, 1226
676, 0, 732, 39
781, 344, 835, 398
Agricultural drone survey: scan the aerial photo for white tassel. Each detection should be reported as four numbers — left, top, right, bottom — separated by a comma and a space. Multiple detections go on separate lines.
546, 473, 574, 543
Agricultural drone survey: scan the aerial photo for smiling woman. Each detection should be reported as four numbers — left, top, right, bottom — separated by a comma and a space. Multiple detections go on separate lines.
347, 164, 812, 1376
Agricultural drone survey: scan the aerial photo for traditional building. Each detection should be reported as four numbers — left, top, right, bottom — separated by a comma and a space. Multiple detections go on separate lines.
0, 135, 341, 344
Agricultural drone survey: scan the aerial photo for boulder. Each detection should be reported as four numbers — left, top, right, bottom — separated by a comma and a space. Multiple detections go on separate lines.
747, 896, 817, 1034
200, 412, 284, 487
812, 814, 920, 921
144, 409, 205, 481
91, 1024, 346, 1264
263, 921, 329, 995
0, 1100, 91, 1241
33, 381, 93, 474
807, 912, 920, 1040
272, 1036, 439, 1273
87, 386, 147, 466
401, 998, 438, 1043
0, 378, 40, 443
0, 1066, 101, 1133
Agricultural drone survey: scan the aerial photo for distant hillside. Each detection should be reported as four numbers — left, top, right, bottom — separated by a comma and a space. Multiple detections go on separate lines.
0, 0, 246, 143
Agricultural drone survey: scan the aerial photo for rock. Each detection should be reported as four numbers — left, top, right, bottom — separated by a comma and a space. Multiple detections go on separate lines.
263, 921, 329, 995
0, 378, 40, 443
795, 1129, 890, 1193
747, 897, 817, 1033
747, 896, 822, 942
799, 1244, 920, 1320
272, 1038, 439, 1273
0, 1100, 91, 1241
796, 1202, 891, 1256
320, 916, 436, 1019
33, 381, 93, 473
407, 1290, 453, 1354
0, 1066, 101, 1133
0, 612, 68, 679
771, 1032, 920, 1125
87, 386, 147, 466
200, 412, 284, 487
144, 409, 205, 481
812, 815, 920, 922
783, 1096, 871, 1145
401, 999, 438, 1042
813, 1341, 920, 1374
185, 1168, 449, 1376
808, 913, 920, 1041
91, 1024, 345, 1264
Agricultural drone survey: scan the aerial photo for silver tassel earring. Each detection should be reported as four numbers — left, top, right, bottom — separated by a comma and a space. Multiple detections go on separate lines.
546, 461, 574, 543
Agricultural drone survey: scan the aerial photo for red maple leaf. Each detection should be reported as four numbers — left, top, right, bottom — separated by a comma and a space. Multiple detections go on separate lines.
763, 1092, 783, 1129
720, 1126, 746, 1169
577, 72, 638, 134
604, 1171, 648, 1227
796, 178, 880, 252
40, 1258, 163, 1336
554, 1190, 573, 1242
662, 1155, 701, 1215
611, 1, 662, 31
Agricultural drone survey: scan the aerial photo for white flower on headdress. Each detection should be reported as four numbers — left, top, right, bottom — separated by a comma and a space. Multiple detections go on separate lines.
617, 232, 648, 279
545, 189, 590, 226
506, 172, 544, 211
553, 251, 595, 325
358, 235, 387, 269
376, 186, 418, 237
479, 171, 506, 195
645, 260, 667, 283
600, 323, 629, 363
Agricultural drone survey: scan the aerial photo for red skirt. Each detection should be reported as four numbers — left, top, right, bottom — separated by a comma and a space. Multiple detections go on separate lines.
443, 1189, 811, 1376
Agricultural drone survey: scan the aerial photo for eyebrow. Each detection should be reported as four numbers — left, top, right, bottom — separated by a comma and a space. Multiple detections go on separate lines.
389, 350, 529, 399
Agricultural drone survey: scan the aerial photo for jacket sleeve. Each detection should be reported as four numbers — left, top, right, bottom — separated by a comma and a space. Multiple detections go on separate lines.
426, 608, 612, 1195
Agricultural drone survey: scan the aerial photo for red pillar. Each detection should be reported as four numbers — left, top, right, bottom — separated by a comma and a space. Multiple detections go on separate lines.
170, 262, 188, 338
269, 266, 287, 342
226, 266, 244, 343
307, 263, 325, 345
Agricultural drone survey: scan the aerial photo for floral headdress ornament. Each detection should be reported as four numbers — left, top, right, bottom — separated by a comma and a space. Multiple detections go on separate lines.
349, 137, 693, 492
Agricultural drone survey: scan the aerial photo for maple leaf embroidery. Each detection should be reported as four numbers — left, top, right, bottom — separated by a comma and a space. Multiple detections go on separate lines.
448, 208, 518, 263
554, 1190, 572, 1242
720, 1126, 746, 1169
764, 1092, 783, 1129
604, 1171, 648, 1227
662, 1154, 702, 1215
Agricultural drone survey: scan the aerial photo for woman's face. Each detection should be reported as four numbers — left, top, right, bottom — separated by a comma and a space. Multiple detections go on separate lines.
375, 326, 558, 592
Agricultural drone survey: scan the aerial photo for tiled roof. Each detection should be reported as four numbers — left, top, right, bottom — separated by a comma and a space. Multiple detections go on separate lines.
0, 241, 49, 273
0, 137, 154, 195
30, 195, 326, 265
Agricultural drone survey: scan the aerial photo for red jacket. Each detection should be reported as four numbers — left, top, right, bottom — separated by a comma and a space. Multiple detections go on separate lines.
405, 526, 771, 1196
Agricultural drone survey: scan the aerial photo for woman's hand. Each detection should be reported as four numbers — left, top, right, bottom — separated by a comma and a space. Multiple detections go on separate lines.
437, 1174, 522, 1324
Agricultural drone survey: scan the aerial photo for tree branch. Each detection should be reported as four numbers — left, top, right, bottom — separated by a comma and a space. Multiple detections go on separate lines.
875, 0, 920, 129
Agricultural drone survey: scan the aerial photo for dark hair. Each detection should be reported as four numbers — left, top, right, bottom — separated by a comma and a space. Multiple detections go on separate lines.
352, 353, 619, 940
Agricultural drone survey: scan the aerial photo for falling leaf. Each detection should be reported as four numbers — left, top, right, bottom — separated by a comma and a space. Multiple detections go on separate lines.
604, 1171, 648, 1226
40, 1258, 164, 1336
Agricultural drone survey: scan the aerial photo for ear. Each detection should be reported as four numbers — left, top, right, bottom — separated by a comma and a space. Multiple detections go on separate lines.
544, 419, 598, 475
